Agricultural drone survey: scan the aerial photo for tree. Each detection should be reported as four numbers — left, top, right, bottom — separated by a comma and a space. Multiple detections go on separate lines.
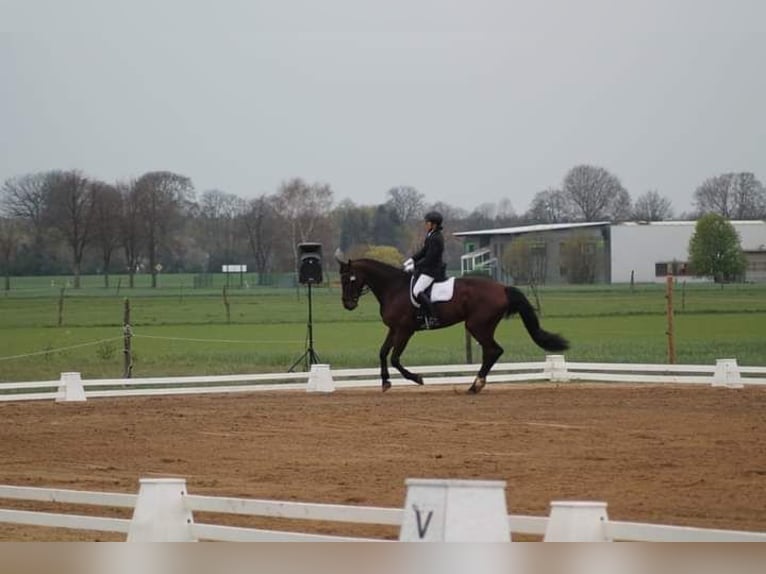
633, 190, 674, 221
560, 232, 603, 284
0, 217, 25, 290
134, 171, 195, 287
1, 172, 51, 273
336, 200, 373, 252
386, 186, 425, 224
241, 195, 279, 283
693, 172, 766, 220
562, 165, 630, 221
43, 170, 95, 288
199, 189, 247, 270
273, 178, 334, 277
371, 204, 403, 251
688, 213, 746, 283
464, 200, 519, 230
502, 238, 547, 285
119, 180, 142, 288
525, 188, 572, 224
91, 181, 123, 288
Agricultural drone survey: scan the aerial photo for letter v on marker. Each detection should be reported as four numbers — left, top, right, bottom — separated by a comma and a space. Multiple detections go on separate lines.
413, 505, 434, 539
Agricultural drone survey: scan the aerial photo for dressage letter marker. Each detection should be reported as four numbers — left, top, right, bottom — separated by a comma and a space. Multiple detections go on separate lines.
399, 478, 510, 541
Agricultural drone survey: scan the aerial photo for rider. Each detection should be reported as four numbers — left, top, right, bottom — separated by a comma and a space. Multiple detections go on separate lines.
403, 211, 446, 329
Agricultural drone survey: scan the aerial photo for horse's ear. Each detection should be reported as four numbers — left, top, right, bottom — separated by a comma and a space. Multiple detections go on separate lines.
334, 248, 349, 264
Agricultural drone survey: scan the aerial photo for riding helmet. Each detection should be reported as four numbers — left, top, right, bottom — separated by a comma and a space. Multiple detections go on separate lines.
423, 211, 443, 226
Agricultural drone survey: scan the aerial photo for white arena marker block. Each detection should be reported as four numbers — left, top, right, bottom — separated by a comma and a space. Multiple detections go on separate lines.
55, 371, 86, 402
307, 363, 335, 393
543, 501, 610, 542
399, 478, 510, 542
545, 354, 569, 382
127, 478, 195, 542
712, 358, 744, 389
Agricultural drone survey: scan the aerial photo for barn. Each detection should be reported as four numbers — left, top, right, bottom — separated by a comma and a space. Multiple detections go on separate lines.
455, 220, 766, 284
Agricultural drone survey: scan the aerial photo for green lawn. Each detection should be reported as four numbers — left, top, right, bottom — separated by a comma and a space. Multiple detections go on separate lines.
1, 276, 764, 382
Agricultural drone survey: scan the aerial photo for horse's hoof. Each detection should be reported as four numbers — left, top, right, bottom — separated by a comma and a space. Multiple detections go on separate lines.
382, 380, 392, 392
467, 377, 486, 394
414, 374, 424, 385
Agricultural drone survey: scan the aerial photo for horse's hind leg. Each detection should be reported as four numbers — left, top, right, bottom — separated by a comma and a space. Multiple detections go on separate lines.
465, 319, 504, 394
390, 330, 424, 386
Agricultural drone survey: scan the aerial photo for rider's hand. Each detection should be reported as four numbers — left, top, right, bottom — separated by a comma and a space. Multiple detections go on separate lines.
403, 258, 414, 272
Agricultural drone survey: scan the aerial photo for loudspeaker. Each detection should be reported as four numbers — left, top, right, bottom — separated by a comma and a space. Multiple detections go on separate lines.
298, 242, 323, 284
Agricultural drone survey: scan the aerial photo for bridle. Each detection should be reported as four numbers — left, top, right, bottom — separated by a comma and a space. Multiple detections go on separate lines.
340, 266, 370, 307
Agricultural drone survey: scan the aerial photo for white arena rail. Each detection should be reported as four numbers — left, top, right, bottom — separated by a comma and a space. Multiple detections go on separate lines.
1, 478, 765, 542
1, 356, 764, 402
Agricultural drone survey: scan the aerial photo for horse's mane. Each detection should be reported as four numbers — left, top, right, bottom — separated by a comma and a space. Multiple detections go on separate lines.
353, 258, 408, 277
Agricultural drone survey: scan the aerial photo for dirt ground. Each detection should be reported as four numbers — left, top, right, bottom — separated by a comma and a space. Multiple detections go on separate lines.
1, 382, 765, 541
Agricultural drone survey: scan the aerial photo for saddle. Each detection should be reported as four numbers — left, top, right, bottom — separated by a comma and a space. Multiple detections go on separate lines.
409, 276, 456, 308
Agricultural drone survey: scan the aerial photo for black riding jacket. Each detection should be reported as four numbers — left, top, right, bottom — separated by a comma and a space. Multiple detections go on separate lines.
412, 228, 446, 281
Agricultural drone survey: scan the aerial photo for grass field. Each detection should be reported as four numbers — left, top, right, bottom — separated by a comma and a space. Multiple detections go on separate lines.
1, 274, 765, 382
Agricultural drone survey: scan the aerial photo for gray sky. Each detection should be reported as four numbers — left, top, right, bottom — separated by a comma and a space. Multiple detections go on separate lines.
2, 0, 764, 215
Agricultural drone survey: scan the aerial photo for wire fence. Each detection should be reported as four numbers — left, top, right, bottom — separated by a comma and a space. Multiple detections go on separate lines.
0, 332, 305, 362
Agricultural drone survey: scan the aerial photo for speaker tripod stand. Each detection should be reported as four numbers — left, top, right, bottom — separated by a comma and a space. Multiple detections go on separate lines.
289, 282, 321, 372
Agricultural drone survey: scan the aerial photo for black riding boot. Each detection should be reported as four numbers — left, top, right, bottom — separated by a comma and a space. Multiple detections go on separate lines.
416, 292, 440, 329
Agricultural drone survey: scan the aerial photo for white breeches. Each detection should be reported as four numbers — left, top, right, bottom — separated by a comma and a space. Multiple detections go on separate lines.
413, 274, 434, 297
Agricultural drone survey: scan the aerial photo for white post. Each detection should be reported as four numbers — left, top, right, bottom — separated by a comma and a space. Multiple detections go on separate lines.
307, 363, 335, 393
544, 355, 569, 382
543, 501, 610, 542
55, 372, 86, 402
399, 478, 510, 542
127, 478, 195, 542
712, 359, 743, 388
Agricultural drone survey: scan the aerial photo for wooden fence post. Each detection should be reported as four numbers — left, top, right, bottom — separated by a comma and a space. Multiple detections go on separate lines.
123, 298, 133, 378
666, 275, 675, 364
223, 285, 231, 324
57, 287, 65, 327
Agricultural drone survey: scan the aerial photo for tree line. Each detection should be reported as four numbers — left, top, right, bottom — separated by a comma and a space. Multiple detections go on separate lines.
1, 165, 764, 288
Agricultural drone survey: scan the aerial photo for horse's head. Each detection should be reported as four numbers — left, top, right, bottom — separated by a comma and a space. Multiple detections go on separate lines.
335, 249, 365, 310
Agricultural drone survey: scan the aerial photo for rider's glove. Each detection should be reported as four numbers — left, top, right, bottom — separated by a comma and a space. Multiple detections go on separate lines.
403, 258, 415, 272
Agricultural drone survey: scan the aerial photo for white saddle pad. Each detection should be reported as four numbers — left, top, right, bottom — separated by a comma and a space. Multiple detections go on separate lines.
410, 277, 456, 307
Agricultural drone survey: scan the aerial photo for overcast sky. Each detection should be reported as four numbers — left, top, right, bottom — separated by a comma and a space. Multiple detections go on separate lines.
2, 0, 764, 215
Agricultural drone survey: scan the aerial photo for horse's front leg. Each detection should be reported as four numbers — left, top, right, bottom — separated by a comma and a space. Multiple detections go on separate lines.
390, 329, 423, 386
379, 330, 394, 392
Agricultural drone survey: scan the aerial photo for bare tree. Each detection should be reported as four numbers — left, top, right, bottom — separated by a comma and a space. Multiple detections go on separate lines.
43, 170, 94, 288
693, 172, 766, 219
525, 188, 572, 224
563, 165, 630, 221
91, 181, 123, 288
502, 238, 547, 285
241, 194, 279, 283
135, 171, 195, 287
1, 173, 50, 268
633, 190, 674, 221
386, 185, 425, 223
0, 217, 25, 290
560, 232, 602, 284
274, 178, 334, 277
495, 198, 517, 226
199, 189, 247, 270
119, 180, 142, 288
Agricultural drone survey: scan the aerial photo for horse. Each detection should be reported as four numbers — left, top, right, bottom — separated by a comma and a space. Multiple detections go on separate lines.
335, 250, 569, 393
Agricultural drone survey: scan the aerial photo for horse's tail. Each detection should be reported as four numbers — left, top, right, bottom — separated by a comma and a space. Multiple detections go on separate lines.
504, 286, 569, 352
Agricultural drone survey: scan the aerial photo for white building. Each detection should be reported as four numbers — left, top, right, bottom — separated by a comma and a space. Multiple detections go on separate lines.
456, 220, 766, 284
611, 221, 766, 283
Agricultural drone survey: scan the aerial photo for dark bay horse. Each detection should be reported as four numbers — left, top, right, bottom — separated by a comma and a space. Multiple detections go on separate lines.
335, 251, 569, 393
